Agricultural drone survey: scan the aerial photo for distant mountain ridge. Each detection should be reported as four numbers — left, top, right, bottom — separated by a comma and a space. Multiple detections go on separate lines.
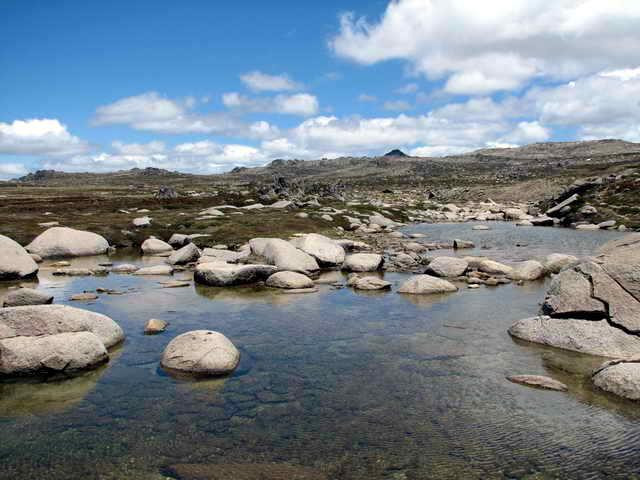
10, 139, 640, 187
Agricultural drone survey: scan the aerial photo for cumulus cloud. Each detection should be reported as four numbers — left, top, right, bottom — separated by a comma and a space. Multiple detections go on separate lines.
222, 92, 319, 116
330, 0, 640, 94
526, 70, 640, 141
0, 119, 89, 156
0, 162, 28, 179
93, 92, 279, 138
240, 71, 301, 92
43, 140, 269, 174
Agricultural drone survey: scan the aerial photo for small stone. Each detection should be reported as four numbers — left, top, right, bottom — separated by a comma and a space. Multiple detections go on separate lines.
144, 318, 168, 334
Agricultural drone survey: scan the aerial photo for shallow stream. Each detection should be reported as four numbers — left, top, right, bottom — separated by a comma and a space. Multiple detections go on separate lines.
0, 224, 638, 479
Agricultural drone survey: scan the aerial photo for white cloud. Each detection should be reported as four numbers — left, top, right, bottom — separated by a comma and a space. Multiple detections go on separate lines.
43, 140, 269, 174
222, 92, 319, 116
111, 140, 166, 155
0, 162, 28, 179
93, 92, 278, 138
409, 145, 473, 157
0, 119, 89, 156
526, 70, 640, 141
383, 100, 412, 111
240, 71, 301, 92
330, 0, 640, 95
501, 121, 550, 144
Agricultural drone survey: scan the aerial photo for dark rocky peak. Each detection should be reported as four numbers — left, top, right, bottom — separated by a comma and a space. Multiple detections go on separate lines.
383, 149, 408, 157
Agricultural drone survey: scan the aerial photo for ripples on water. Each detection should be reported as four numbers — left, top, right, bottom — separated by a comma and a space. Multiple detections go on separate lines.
0, 224, 639, 479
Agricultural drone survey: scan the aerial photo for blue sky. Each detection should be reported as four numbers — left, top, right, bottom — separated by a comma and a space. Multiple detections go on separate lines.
1, 0, 639, 178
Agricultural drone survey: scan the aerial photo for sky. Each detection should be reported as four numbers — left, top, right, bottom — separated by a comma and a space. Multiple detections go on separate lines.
1, 0, 640, 179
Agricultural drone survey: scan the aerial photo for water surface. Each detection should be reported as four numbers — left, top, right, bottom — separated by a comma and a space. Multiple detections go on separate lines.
1, 225, 638, 480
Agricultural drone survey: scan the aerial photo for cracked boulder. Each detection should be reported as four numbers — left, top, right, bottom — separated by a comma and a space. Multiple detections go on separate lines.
597, 233, 640, 302
511, 234, 640, 357
542, 261, 640, 332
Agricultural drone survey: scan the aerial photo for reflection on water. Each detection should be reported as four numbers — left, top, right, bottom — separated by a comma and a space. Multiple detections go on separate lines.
402, 221, 623, 263
0, 227, 639, 479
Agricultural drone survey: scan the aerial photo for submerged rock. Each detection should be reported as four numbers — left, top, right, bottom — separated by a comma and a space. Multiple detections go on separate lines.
0, 235, 39, 280
507, 374, 568, 391
161, 330, 240, 375
26, 227, 109, 258
166, 463, 328, 480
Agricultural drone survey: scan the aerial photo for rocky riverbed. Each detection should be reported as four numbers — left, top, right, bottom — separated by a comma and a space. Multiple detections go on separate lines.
1, 213, 640, 479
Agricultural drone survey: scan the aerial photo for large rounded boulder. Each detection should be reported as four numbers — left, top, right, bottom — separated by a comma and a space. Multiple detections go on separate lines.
259, 238, 319, 273
592, 359, 640, 400
2, 288, 53, 307
290, 233, 346, 266
0, 234, 39, 280
141, 237, 173, 255
26, 227, 109, 258
342, 253, 384, 272
426, 257, 468, 277
195, 263, 278, 287
161, 330, 240, 375
266, 271, 314, 289
397, 275, 458, 294
0, 305, 124, 376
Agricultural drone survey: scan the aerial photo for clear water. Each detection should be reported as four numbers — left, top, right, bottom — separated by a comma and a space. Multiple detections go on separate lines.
1, 225, 639, 480
402, 222, 624, 263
